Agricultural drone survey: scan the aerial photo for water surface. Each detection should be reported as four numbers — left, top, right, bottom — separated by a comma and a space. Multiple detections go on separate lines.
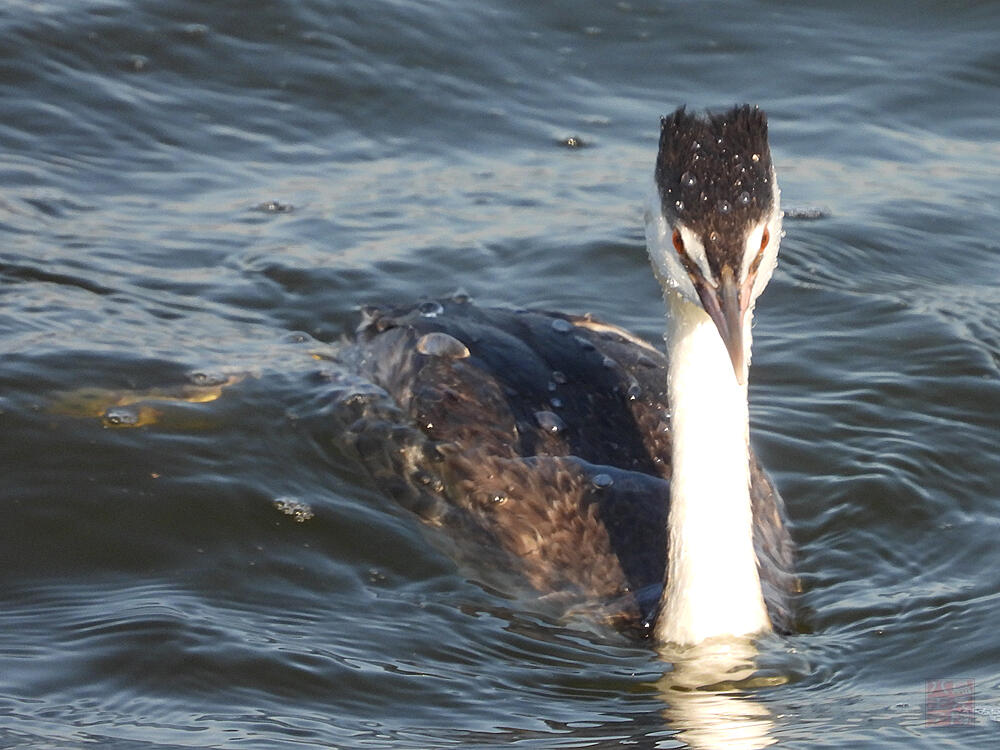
2, 1, 1000, 747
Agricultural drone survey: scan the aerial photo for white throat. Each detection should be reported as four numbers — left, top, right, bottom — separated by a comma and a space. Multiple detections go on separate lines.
654, 291, 770, 646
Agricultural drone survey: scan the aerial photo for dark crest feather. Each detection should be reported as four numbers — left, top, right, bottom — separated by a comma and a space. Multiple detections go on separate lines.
654, 105, 775, 270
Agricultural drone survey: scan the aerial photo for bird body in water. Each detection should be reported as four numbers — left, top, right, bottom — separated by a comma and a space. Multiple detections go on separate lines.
340, 105, 796, 646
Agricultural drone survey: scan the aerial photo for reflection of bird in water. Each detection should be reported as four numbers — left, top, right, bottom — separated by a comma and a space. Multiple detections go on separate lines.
340, 105, 797, 646
658, 637, 782, 749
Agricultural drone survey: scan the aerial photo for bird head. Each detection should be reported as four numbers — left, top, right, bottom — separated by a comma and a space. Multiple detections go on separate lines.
645, 105, 782, 384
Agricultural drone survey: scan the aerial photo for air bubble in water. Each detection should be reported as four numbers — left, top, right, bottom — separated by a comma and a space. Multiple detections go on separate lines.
188, 371, 227, 386
274, 496, 314, 523
103, 406, 140, 427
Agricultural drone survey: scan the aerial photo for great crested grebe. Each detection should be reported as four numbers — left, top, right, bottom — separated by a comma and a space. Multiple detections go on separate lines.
341, 105, 796, 646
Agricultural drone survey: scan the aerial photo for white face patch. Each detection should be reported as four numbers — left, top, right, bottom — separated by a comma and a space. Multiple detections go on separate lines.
743, 175, 782, 305
645, 183, 701, 305
646, 173, 783, 310
677, 225, 713, 283
741, 223, 769, 285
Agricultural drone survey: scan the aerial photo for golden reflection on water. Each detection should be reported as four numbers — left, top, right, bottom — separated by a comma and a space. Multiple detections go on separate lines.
48, 375, 244, 428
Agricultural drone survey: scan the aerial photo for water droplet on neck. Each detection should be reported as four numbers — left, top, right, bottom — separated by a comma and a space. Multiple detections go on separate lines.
718, 200, 732, 215
680, 171, 697, 188
751, 153, 760, 163
738, 190, 751, 206
674, 200, 685, 212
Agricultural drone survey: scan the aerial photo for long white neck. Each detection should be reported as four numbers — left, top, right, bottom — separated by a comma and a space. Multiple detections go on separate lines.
654, 291, 770, 646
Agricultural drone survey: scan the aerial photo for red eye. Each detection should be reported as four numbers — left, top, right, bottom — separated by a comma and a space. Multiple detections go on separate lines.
746, 227, 771, 279
672, 229, 685, 255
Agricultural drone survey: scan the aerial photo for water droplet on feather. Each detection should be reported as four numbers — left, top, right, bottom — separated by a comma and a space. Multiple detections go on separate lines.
416, 332, 469, 358
551, 318, 574, 333
418, 301, 444, 317
535, 410, 566, 433
592, 473, 614, 489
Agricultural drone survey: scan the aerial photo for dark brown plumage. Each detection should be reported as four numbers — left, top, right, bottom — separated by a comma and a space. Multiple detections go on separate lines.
336, 298, 796, 635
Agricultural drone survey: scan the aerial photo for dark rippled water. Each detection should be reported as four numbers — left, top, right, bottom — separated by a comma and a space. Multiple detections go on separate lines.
2, 1, 999, 748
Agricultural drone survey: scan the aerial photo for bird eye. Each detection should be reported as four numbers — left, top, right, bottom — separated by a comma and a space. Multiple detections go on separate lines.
672, 229, 685, 255
671, 228, 701, 280
747, 227, 771, 279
